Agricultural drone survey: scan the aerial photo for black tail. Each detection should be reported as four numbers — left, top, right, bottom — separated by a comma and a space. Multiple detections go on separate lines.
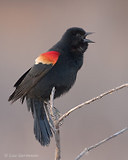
26, 97, 53, 146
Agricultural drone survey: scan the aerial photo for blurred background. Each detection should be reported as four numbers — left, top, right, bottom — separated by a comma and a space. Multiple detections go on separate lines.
0, 0, 128, 159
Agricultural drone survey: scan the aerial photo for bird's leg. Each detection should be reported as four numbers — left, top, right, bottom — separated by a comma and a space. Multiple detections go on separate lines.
44, 102, 55, 132
44, 100, 63, 126
53, 107, 62, 119
53, 107, 63, 126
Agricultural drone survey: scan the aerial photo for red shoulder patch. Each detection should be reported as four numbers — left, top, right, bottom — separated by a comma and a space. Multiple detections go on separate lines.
35, 51, 60, 65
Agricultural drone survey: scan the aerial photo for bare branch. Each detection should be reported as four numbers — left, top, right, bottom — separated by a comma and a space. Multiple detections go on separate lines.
50, 87, 55, 112
48, 83, 128, 160
58, 83, 128, 124
75, 127, 128, 160
54, 123, 61, 160
49, 87, 61, 160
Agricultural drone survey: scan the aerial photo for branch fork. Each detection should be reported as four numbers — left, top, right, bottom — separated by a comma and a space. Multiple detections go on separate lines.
46, 83, 128, 160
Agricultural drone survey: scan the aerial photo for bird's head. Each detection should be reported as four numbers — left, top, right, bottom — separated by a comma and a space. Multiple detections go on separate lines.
62, 27, 94, 54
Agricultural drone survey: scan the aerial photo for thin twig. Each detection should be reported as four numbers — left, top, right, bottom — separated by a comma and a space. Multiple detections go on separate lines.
54, 123, 61, 160
50, 87, 61, 160
49, 83, 128, 160
50, 87, 56, 121
58, 83, 128, 124
75, 127, 128, 160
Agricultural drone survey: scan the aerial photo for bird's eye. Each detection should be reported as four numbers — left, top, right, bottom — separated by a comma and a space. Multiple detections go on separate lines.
76, 33, 81, 37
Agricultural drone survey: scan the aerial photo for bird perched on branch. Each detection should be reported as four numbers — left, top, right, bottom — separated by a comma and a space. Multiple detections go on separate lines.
8, 27, 94, 146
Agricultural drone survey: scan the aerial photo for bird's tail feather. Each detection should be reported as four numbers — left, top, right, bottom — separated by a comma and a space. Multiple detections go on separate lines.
26, 98, 53, 146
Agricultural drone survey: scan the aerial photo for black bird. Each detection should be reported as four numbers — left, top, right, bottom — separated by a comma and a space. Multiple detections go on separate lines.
8, 27, 94, 146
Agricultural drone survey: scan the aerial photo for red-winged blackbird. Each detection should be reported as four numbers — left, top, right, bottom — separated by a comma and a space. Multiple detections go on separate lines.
8, 27, 94, 146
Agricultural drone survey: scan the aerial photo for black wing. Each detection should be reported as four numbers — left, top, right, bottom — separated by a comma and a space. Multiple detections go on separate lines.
8, 63, 53, 103
14, 68, 31, 88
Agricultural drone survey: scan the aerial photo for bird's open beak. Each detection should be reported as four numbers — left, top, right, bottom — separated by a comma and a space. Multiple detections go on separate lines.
84, 32, 95, 43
